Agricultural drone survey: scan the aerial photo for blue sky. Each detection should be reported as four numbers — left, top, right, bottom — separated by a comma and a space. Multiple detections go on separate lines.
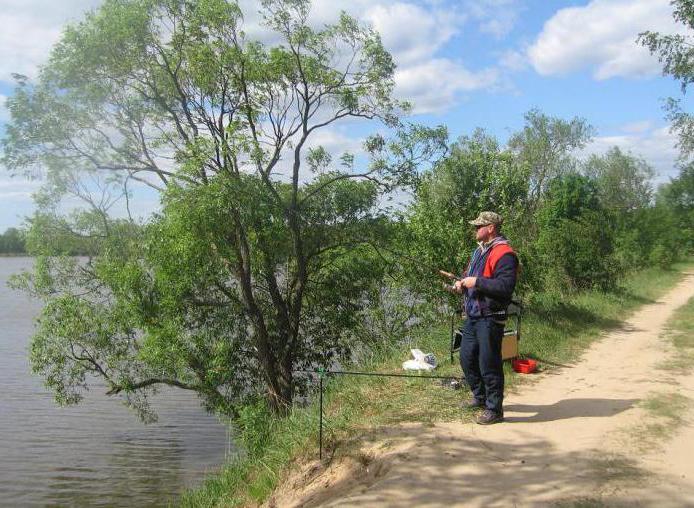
0, 0, 690, 230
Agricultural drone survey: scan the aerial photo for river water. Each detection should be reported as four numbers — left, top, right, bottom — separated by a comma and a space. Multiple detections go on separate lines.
0, 257, 231, 507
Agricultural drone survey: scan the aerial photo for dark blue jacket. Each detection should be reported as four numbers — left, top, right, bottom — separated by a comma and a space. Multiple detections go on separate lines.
464, 240, 518, 319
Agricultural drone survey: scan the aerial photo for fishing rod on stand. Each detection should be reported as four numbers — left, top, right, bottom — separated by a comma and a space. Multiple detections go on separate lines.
296, 368, 465, 460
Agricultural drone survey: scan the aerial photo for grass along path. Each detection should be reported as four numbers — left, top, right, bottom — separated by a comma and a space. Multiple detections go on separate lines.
180, 263, 693, 507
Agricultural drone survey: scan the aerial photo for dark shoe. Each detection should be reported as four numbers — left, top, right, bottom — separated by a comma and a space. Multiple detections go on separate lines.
460, 398, 485, 410
476, 409, 503, 425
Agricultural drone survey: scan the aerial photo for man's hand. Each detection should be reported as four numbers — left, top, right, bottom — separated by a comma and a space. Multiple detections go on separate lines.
454, 277, 477, 292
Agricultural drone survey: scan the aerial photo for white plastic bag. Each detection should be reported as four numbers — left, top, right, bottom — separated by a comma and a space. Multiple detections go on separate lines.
402, 348, 437, 371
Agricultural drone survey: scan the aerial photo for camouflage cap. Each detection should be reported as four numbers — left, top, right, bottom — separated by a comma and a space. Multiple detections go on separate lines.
469, 211, 503, 226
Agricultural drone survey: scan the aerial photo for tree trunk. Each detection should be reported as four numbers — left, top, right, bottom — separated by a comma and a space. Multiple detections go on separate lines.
267, 367, 293, 416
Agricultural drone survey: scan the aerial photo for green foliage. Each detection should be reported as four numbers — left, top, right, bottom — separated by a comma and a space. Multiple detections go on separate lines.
2, 0, 448, 420
530, 174, 613, 290
401, 129, 529, 300
535, 211, 615, 291
23, 212, 140, 256
0, 0, 684, 460
538, 173, 600, 222
614, 205, 679, 271
0, 227, 26, 254
581, 148, 679, 274
638, 2, 694, 261
236, 400, 275, 457
403, 112, 680, 298
639, 1, 694, 159
662, 163, 694, 210
508, 108, 594, 207
658, 164, 694, 254
584, 146, 655, 214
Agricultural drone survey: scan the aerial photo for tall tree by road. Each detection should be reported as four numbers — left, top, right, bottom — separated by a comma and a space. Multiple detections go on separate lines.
639, 0, 694, 160
2, 0, 446, 419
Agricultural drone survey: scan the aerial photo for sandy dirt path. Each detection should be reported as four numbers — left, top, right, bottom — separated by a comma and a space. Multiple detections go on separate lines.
268, 272, 694, 508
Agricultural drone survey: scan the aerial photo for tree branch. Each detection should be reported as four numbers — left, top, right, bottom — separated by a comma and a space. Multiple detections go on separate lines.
106, 378, 198, 395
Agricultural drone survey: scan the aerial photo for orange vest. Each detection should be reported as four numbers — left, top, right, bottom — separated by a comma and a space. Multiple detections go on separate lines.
482, 244, 516, 278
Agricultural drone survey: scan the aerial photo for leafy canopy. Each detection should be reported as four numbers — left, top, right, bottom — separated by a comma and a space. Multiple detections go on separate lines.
3, 0, 446, 419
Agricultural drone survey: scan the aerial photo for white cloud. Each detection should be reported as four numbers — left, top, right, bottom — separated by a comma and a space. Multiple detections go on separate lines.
223, 1, 480, 116
330, 2, 483, 115
0, 0, 102, 82
528, 0, 685, 80
273, 127, 367, 182
0, 165, 164, 229
395, 59, 498, 114
583, 123, 680, 182
0, 14, 61, 81
305, 128, 364, 156
364, 3, 460, 66
0, 173, 40, 203
0, 0, 487, 117
0, 177, 39, 191
239, 0, 462, 69
237, 0, 461, 63
466, 0, 522, 39
235, 0, 486, 115
499, 49, 527, 71
0, 201, 35, 230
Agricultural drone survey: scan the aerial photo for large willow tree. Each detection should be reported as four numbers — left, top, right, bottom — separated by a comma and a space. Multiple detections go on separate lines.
2, 0, 446, 419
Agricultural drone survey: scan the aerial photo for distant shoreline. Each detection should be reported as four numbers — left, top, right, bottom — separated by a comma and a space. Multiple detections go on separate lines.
0, 253, 30, 258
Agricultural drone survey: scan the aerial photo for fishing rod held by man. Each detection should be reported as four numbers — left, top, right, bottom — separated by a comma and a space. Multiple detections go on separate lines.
438, 270, 461, 293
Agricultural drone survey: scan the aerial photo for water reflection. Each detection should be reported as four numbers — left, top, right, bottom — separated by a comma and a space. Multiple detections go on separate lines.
45, 434, 185, 507
0, 258, 232, 507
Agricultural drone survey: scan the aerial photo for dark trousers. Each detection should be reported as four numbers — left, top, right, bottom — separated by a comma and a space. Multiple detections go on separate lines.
459, 317, 505, 413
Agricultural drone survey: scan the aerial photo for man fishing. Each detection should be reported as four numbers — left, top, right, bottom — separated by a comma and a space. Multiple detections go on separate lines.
440, 211, 518, 425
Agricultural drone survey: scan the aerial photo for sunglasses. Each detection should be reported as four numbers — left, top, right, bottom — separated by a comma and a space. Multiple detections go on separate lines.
475, 224, 490, 230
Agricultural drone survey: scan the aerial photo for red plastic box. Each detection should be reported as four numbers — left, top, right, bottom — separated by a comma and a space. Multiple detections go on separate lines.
512, 358, 537, 374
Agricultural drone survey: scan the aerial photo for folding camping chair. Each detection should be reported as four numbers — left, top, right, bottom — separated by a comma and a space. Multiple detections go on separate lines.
449, 300, 523, 364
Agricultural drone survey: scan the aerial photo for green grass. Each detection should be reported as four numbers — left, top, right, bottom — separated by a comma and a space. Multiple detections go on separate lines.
641, 392, 690, 422
630, 392, 692, 448
657, 295, 694, 374
179, 261, 693, 507
620, 295, 694, 450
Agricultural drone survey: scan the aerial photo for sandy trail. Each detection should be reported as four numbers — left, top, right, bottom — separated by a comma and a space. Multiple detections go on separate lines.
267, 272, 694, 508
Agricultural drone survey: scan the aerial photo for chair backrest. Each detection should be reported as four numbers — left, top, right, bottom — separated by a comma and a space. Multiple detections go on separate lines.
450, 298, 523, 363
507, 301, 521, 317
